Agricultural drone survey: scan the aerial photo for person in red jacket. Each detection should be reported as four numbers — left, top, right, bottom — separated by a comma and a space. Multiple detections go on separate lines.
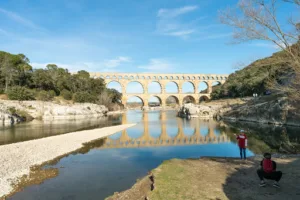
257, 153, 282, 188
234, 130, 247, 159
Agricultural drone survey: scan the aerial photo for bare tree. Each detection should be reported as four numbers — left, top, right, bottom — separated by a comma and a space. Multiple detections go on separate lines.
97, 90, 112, 106
219, 0, 300, 98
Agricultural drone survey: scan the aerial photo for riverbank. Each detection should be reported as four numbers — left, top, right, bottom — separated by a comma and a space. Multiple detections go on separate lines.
0, 100, 110, 126
0, 123, 136, 199
107, 156, 300, 200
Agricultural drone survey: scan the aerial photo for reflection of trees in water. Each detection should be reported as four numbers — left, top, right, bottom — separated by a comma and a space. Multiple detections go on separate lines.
222, 121, 300, 154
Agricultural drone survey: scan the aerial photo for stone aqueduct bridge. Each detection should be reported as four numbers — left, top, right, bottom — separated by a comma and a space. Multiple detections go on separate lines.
98, 112, 231, 149
89, 72, 228, 106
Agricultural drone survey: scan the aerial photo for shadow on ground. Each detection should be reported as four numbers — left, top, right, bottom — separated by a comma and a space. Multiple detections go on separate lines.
223, 157, 300, 200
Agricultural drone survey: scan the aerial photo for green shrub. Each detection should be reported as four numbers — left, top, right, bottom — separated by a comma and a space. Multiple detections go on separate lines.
7, 107, 33, 121
60, 89, 72, 100
37, 90, 56, 101
7, 86, 35, 100
73, 92, 97, 103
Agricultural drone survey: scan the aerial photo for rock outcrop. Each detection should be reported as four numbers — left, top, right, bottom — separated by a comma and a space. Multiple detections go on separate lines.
0, 100, 108, 126
218, 96, 300, 127
178, 103, 222, 118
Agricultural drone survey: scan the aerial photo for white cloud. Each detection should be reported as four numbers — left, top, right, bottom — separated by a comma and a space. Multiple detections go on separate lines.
31, 56, 131, 72
156, 5, 200, 38
103, 56, 131, 68
138, 59, 173, 72
0, 28, 10, 36
157, 6, 198, 18
0, 7, 42, 30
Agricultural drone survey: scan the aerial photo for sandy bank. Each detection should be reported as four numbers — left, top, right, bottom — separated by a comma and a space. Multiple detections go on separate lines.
0, 123, 136, 198
107, 156, 300, 200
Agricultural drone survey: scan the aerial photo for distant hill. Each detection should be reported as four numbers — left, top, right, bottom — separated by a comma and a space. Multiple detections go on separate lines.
211, 42, 299, 99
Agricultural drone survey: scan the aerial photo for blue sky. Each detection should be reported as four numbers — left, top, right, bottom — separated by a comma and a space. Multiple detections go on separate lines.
0, 0, 296, 102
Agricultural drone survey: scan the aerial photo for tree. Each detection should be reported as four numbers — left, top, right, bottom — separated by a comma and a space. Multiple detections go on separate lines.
219, 0, 300, 98
0, 54, 18, 92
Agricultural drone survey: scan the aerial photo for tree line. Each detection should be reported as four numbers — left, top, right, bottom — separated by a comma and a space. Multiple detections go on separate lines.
0, 51, 122, 105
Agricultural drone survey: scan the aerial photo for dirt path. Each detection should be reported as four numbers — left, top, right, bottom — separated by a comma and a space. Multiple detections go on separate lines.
107, 156, 300, 200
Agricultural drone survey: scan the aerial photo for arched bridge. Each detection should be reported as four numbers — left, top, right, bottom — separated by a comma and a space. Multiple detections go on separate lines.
90, 72, 228, 107
98, 112, 231, 149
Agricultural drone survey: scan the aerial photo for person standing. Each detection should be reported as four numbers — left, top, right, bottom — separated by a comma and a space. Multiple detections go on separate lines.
234, 130, 247, 160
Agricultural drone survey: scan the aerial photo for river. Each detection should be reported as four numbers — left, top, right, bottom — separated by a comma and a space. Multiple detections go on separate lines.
2, 110, 300, 200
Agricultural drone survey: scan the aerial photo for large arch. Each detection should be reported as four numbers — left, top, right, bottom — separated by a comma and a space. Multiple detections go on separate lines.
198, 81, 208, 93
148, 81, 162, 94
148, 96, 162, 107
182, 81, 195, 93
106, 81, 122, 93
165, 81, 179, 93
126, 81, 144, 94
183, 95, 196, 104
199, 95, 209, 103
166, 95, 180, 106
126, 96, 144, 108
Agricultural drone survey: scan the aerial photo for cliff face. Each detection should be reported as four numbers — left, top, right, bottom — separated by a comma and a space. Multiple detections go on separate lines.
219, 96, 300, 127
0, 100, 108, 126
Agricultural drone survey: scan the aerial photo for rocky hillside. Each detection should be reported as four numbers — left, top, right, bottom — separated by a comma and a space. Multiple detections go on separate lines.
216, 94, 300, 127
0, 100, 108, 126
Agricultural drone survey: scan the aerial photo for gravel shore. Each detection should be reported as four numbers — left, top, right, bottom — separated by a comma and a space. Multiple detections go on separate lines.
0, 123, 136, 198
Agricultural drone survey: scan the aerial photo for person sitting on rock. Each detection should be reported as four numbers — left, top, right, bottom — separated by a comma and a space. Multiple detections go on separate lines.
257, 153, 282, 188
234, 130, 247, 160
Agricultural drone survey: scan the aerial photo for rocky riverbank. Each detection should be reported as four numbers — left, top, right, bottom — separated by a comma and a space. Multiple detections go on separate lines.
217, 95, 300, 127
0, 100, 109, 126
0, 123, 136, 199
107, 156, 300, 200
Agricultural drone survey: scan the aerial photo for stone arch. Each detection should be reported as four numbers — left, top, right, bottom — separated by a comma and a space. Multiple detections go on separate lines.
182, 81, 196, 93
198, 81, 209, 93
124, 75, 129, 79
165, 81, 179, 93
212, 81, 221, 86
129, 75, 134, 80
106, 75, 110, 79
199, 95, 209, 102
175, 76, 179, 80
126, 81, 144, 93
164, 76, 168, 80
183, 95, 196, 104
106, 80, 123, 92
166, 95, 180, 106
126, 95, 144, 108
148, 81, 162, 94
148, 95, 162, 107
170, 76, 173, 80
118, 75, 122, 79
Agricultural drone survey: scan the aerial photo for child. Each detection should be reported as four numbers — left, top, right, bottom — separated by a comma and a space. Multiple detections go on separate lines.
234, 129, 247, 159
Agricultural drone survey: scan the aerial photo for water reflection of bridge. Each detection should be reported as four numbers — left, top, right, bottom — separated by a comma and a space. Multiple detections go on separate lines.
99, 112, 230, 149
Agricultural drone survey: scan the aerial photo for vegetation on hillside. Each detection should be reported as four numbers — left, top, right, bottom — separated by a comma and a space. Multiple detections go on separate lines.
211, 42, 299, 99
0, 51, 122, 105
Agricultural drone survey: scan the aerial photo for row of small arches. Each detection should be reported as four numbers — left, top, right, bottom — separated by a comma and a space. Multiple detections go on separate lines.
96, 75, 227, 81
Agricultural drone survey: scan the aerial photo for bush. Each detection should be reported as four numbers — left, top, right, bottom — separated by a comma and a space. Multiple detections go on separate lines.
7, 86, 35, 100
37, 90, 56, 101
73, 92, 97, 103
60, 89, 72, 100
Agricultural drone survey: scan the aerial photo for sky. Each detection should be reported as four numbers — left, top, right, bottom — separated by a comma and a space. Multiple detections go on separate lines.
0, 0, 297, 102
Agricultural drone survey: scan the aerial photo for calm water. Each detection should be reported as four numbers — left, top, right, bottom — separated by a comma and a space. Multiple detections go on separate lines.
0, 116, 122, 145
5, 110, 300, 200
